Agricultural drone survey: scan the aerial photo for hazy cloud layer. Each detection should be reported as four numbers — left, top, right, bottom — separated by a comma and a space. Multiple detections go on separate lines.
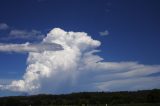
0, 28, 160, 95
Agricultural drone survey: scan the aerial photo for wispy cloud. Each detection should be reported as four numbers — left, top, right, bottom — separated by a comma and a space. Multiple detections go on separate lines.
0, 23, 9, 30
9, 29, 45, 40
0, 23, 45, 40
99, 30, 109, 36
0, 42, 62, 53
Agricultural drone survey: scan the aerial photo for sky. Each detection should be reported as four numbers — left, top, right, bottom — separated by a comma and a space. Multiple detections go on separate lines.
0, 0, 160, 96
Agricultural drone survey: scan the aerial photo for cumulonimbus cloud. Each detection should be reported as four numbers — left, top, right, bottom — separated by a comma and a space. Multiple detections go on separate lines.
0, 28, 160, 95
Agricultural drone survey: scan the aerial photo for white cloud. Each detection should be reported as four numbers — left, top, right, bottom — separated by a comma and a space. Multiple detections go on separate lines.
0, 28, 160, 95
99, 30, 109, 36
0, 23, 9, 30
9, 29, 45, 40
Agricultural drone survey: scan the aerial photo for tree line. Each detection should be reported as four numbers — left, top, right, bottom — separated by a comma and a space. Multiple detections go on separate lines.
0, 89, 159, 106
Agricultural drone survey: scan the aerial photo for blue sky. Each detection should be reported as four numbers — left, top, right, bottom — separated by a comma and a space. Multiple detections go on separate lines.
0, 0, 160, 96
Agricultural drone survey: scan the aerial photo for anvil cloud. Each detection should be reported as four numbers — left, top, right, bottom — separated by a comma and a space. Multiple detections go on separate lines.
0, 28, 160, 94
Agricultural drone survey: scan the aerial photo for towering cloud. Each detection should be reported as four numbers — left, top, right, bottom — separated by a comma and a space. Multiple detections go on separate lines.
0, 28, 160, 95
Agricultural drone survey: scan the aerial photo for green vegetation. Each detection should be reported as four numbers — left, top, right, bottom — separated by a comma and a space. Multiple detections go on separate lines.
0, 89, 160, 106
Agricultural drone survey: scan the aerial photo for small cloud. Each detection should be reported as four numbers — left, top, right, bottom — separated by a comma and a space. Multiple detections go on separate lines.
3, 29, 45, 40
0, 23, 9, 30
99, 30, 109, 36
